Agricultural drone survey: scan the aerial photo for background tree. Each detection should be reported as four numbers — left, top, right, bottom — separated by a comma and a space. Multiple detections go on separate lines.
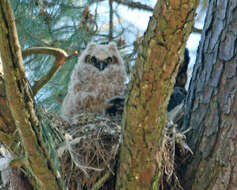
181, 0, 237, 189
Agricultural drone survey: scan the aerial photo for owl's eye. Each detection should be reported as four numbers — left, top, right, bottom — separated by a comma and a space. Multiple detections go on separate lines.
85, 55, 91, 63
91, 56, 97, 64
106, 56, 113, 64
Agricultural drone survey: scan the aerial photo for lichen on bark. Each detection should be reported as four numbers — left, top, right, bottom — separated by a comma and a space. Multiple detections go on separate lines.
116, 0, 199, 189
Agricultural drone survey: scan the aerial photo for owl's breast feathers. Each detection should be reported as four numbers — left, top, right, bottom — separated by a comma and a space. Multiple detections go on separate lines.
61, 42, 126, 122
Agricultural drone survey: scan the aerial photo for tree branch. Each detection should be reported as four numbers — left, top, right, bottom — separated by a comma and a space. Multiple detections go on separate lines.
116, 0, 199, 188
22, 47, 68, 58
108, 0, 114, 41
0, 1, 64, 189
94, 0, 153, 11
114, 0, 153, 11
192, 26, 202, 34
22, 47, 78, 96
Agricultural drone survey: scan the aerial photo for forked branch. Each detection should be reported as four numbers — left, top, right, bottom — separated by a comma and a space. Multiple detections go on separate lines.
22, 47, 78, 96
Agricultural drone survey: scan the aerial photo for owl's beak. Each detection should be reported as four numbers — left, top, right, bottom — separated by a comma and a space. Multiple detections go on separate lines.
97, 61, 108, 71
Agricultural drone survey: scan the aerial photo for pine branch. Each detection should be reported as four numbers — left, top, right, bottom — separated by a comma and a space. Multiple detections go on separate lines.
22, 47, 68, 58
22, 47, 78, 96
17, 21, 52, 46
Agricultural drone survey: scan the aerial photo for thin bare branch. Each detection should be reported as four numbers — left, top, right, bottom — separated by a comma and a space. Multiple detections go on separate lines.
22, 47, 68, 59
22, 47, 78, 96
114, 0, 153, 11
108, 0, 114, 41
192, 26, 202, 34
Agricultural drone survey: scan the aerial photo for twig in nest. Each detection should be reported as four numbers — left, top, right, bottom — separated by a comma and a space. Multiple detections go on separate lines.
91, 170, 112, 190
159, 120, 193, 190
58, 113, 121, 189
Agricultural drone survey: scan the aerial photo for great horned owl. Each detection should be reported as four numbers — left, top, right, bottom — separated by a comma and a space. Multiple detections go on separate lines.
61, 42, 126, 122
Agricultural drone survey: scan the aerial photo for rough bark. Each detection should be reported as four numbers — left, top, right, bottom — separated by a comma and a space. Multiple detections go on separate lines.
116, 0, 199, 189
0, 1, 64, 189
10, 168, 34, 190
0, 55, 18, 148
182, 0, 237, 189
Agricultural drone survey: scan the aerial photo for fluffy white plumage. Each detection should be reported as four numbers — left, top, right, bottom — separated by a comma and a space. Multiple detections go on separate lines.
61, 42, 126, 122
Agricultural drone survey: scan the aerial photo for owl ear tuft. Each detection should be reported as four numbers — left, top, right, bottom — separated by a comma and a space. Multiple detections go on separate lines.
86, 42, 96, 50
108, 42, 118, 51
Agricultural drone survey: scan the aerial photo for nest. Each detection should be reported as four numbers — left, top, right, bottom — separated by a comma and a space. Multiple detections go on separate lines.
158, 121, 192, 190
157, 102, 193, 190
55, 114, 121, 190
36, 105, 192, 190
36, 107, 121, 190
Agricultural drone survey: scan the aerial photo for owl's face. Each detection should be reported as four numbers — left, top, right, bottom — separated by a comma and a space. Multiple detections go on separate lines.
61, 42, 126, 121
84, 55, 120, 71
81, 42, 122, 71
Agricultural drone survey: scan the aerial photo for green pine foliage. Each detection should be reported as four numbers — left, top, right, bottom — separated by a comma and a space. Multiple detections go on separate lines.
10, 0, 97, 113
9, 0, 155, 113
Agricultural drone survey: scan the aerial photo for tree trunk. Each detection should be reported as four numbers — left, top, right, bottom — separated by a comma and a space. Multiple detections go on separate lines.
0, 53, 18, 150
0, 1, 64, 189
116, 0, 199, 189
182, 0, 237, 189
